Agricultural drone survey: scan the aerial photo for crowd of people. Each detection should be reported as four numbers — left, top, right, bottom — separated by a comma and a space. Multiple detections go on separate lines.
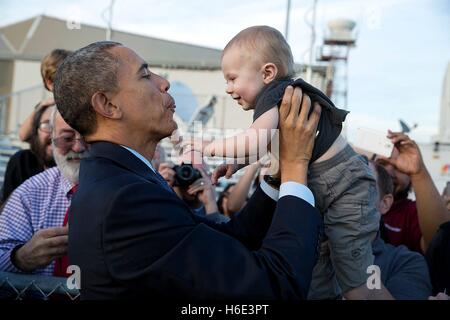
0, 25, 449, 300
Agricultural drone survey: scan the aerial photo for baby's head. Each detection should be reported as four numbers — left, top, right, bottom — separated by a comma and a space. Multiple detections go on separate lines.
221, 26, 294, 110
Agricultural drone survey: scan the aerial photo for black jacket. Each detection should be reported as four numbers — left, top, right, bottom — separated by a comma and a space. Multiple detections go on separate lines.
1, 149, 45, 203
68, 141, 322, 300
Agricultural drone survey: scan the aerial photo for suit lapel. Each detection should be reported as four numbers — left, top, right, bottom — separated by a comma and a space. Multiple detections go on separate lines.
88, 141, 160, 184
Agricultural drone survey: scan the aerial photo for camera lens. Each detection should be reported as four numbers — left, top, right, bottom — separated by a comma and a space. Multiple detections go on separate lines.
180, 166, 194, 180
174, 164, 202, 187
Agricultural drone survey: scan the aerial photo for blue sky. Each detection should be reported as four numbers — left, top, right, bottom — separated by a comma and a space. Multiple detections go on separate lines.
1, 0, 449, 142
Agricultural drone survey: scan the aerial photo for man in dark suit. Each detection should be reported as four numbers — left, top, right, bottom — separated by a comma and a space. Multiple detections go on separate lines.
53, 41, 323, 300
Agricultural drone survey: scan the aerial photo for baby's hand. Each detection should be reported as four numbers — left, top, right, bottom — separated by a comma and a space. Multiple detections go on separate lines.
203, 143, 215, 157
180, 137, 204, 154
179, 137, 215, 156
211, 163, 238, 185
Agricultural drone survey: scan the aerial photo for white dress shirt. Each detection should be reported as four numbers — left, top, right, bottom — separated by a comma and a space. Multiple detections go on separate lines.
121, 145, 315, 207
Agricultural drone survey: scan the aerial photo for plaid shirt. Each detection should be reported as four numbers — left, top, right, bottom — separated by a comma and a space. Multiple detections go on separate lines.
0, 167, 74, 275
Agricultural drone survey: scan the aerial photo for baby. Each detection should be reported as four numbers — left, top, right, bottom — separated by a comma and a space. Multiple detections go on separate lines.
189, 25, 381, 299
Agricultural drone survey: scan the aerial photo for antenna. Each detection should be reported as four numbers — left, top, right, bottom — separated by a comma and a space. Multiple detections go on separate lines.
399, 119, 418, 133
102, 0, 116, 41
285, 0, 291, 41
304, 0, 318, 83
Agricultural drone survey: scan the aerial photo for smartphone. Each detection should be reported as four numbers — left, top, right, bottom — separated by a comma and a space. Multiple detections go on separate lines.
354, 127, 394, 158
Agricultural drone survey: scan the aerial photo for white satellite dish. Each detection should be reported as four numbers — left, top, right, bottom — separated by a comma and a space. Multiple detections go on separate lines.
170, 81, 198, 123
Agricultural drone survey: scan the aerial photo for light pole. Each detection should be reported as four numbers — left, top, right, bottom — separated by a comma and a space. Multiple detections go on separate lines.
285, 0, 291, 41
103, 0, 116, 41
305, 0, 318, 83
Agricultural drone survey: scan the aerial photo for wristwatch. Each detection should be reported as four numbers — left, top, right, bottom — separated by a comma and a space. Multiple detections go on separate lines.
263, 174, 281, 187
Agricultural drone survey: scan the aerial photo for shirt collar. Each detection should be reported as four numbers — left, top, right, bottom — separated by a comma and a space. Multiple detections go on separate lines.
60, 171, 75, 197
120, 145, 156, 174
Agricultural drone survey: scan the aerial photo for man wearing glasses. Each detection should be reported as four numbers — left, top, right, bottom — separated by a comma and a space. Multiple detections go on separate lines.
0, 109, 88, 277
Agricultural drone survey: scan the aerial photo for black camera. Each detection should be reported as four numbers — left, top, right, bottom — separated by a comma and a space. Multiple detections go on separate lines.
173, 163, 202, 187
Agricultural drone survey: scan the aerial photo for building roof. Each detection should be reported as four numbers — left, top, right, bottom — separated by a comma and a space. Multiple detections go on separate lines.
0, 15, 330, 75
0, 15, 223, 70
0, 36, 14, 56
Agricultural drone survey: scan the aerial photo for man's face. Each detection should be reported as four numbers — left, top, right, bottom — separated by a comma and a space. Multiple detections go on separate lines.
110, 47, 177, 141
376, 149, 411, 200
37, 106, 54, 165
52, 112, 87, 184
221, 46, 265, 110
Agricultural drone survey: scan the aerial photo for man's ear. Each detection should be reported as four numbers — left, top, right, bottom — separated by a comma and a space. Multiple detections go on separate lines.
91, 92, 122, 119
379, 194, 394, 215
262, 63, 278, 84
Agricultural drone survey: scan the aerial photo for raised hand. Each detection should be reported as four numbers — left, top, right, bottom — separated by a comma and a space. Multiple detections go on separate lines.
377, 131, 425, 177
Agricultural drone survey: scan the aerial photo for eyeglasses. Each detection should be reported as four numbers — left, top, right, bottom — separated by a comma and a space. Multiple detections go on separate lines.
38, 121, 52, 133
52, 135, 86, 149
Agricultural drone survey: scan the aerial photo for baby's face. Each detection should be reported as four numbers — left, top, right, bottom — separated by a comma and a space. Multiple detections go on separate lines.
221, 46, 265, 110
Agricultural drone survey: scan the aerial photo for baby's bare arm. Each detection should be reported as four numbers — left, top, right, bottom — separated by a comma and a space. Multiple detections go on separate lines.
204, 107, 278, 160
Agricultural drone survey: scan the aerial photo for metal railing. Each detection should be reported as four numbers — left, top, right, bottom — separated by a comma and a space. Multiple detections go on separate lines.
0, 135, 22, 188
0, 271, 80, 300
0, 84, 46, 136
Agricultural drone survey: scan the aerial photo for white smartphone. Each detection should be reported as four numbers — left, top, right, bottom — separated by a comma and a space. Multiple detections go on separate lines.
354, 127, 394, 158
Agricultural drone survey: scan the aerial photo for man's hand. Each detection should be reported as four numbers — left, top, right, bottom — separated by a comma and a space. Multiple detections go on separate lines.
13, 226, 68, 272
377, 131, 425, 178
158, 162, 176, 187
188, 168, 218, 214
429, 292, 450, 300
279, 86, 321, 184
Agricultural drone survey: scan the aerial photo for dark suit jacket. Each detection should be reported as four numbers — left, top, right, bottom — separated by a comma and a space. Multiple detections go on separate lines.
68, 141, 322, 300
1, 149, 45, 203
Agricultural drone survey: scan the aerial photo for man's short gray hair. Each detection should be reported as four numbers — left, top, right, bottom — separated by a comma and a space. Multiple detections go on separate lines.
53, 41, 122, 136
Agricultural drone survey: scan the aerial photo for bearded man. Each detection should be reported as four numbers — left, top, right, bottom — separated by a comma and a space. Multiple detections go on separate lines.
0, 109, 87, 276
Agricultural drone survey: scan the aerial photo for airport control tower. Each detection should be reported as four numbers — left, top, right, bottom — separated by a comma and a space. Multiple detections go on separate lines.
317, 19, 357, 134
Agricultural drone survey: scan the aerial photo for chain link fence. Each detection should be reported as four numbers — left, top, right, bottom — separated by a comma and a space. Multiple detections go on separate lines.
0, 271, 80, 300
